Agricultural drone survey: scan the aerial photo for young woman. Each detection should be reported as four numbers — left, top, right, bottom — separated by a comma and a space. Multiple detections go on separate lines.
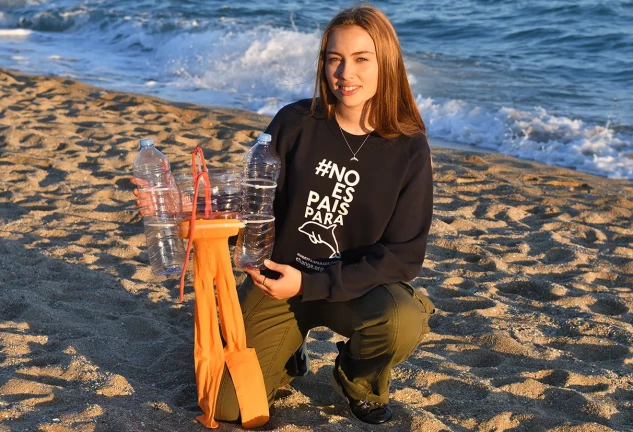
213, 5, 435, 425
134, 4, 434, 426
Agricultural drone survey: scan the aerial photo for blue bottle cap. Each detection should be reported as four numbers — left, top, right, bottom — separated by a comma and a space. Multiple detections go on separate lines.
257, 133, 272, 143
139, 138, 154, 148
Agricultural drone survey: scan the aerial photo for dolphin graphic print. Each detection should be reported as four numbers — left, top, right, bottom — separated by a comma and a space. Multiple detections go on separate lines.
298, 221, 341, 259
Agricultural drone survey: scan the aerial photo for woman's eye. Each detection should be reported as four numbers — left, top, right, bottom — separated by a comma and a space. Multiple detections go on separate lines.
328, 57, 341, 63
357, 57, 368, 62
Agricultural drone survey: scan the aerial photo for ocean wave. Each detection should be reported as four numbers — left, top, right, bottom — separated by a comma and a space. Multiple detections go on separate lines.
154, 25, 320, 113
418, 96, 633, 179
16, 9, 88, 32
1, 2, 208, 37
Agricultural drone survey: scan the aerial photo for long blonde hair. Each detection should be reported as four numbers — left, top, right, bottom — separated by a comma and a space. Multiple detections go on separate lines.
311, 5, 425, 139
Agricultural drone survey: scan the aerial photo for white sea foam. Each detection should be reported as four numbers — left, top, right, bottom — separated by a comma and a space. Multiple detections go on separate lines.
418, 96, 633, 179
0, 29, 31, 37
154, 25, 319, 114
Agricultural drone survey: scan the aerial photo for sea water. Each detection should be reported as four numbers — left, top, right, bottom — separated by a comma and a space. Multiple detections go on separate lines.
1, 0, 631, 179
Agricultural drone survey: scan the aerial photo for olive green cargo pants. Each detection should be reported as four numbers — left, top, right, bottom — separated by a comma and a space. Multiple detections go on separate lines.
214, 277, 435, 422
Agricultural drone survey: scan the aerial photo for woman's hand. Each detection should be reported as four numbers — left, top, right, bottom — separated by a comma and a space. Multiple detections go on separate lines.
131, 177, 155, 216
245, 259, 303, 300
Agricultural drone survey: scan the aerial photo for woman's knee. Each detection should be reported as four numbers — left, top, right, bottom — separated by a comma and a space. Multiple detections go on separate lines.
367, 283, 433, 354
394, 287, 434, 359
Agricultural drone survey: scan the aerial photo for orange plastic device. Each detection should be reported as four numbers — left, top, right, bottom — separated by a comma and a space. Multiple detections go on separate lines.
178, 148, 269, 429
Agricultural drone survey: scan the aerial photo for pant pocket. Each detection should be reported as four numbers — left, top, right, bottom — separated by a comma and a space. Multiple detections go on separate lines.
398, 282, 434, 346
415, 293, 435, 316
398, 281, 436, 315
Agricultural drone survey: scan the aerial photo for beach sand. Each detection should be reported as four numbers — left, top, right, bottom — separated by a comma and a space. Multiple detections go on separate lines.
0, 68, 632, 432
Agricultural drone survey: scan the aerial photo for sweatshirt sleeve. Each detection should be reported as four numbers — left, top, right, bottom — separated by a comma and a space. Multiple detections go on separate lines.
300, 137, 434, 302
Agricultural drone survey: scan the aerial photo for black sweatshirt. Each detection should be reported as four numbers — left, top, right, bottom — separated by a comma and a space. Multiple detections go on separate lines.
265, 99, 433, 302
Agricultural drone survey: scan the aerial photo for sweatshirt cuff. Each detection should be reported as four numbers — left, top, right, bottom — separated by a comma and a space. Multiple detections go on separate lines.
300, 271, 331, 301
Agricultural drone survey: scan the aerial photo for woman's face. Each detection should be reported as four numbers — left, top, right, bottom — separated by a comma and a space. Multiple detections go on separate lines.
325, 25, 379, 113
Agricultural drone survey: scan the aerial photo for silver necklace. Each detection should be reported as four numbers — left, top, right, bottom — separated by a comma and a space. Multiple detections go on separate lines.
336, 115, 371, 162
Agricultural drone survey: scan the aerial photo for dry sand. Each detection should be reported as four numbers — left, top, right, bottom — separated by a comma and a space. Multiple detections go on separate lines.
0, 68, 632, 432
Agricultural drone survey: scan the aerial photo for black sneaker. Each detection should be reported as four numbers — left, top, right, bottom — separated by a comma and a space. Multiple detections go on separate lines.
330, 341, 393, 424
283, 333, 310, 383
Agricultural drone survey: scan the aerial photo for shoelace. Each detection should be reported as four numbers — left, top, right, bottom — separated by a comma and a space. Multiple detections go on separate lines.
356, 400, 384, 411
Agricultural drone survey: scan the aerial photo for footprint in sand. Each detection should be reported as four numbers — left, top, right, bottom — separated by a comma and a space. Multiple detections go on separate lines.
449, 349, 505, 368
497, 280, 561, 302
430, 379, 490, 401
549, 339, 629, 362
541, 387, 616, 422
533, 369, 570, 387
589, 298, 629, 316
612, 388, 633, 402
433, 296, 497, 313
544, 247, 576, 264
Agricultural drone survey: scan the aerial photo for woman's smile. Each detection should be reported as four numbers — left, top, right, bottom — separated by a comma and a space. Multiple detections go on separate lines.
336, 84, 362, 96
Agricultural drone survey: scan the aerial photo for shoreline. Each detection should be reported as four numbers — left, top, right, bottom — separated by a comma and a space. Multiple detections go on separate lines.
430, 136, 490, 154
1, 68, 632, 432
0, 67, 627, 183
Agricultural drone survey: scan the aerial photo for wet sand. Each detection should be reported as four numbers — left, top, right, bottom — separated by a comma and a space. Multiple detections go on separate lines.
1, 68, 632, 431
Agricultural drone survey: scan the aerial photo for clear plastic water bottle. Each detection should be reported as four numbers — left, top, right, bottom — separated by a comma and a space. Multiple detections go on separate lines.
175, 168, 242, 221
234, 133, 281, 269
234, 214, 276, 269
133, 138, 185, 276
239, 133, 281, 215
